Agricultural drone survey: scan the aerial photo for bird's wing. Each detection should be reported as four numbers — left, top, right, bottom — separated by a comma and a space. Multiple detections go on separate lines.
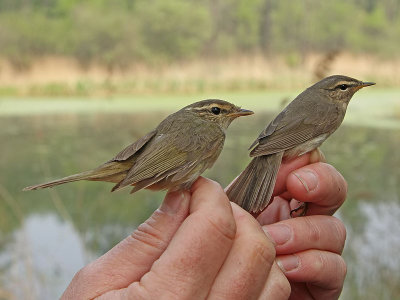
111, 130, 157, 162
250, 101, 341, 157
128, 138, 223, 194
112, 124, 225, 191
248, 108, 287, 150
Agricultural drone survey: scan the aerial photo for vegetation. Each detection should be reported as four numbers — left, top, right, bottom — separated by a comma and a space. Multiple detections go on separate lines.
0, 0, 399, 70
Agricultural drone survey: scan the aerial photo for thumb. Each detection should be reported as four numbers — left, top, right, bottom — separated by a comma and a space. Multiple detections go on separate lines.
61, 191, 190, 300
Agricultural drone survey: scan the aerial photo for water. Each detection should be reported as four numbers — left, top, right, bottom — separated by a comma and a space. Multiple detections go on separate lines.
0, 110, 399, 299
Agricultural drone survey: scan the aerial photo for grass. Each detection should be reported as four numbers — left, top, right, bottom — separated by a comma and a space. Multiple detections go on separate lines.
2, 53, 400, 97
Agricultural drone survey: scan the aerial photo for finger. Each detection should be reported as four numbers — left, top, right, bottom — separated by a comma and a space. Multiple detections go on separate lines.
272, 153, 314, 197
256, 197, 291, 225
225, 152, 314, 196
258, 262, 291, 300
263, 216, 346, 255
208, 203, 276, 300
61, 190, 190, 300
286, 163, 347, 215
126, 177, 236, 299
255, 153, 316, 224
276, 250, 347, 300
288, 282, 313, 300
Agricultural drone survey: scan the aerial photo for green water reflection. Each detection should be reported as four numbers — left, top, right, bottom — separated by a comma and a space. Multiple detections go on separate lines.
0, 112, 399, 299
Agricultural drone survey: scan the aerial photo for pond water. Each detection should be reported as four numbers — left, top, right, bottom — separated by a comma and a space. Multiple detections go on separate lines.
0, 107, 399, 299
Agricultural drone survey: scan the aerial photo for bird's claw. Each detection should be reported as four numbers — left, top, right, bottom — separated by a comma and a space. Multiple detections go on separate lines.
290, 201, 308, 217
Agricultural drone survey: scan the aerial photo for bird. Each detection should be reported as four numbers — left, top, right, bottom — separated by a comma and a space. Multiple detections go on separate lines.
24, 99, 253, 193
226, 75, 375, 213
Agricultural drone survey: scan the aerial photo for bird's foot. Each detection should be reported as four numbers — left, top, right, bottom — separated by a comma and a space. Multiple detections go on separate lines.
290, 201, 308, 217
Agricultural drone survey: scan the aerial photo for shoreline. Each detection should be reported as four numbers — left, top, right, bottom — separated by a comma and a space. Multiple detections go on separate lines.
1, 89, 399, 129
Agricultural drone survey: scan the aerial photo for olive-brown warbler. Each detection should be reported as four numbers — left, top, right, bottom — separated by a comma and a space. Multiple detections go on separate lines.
226, 75, 375, 213
24, 99, 253, 193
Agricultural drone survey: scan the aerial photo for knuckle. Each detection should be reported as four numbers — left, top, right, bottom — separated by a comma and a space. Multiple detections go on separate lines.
304, 217, 321, 243
247, 234, 276, 265
313, 252, 327, 276
130, 212, 169, 251
316, 254, 347, 290
257, 240, 276, 264
312, 252, 347, 285
127, 280, 181, 300
205, 212, 237, 241
331, 217, 347, 252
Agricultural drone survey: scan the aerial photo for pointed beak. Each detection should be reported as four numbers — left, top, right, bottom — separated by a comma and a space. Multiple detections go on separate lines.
228, 108, 254, 118
360, 81, 376, 88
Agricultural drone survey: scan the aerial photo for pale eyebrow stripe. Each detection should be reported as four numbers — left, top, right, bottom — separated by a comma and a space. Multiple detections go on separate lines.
336, 80, 357, 86
187, 104, 231, 111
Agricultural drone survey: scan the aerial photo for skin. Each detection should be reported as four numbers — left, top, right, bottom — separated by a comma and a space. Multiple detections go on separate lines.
61, 151, 347, 300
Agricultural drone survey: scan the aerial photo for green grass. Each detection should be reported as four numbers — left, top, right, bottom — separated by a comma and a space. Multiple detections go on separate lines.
1, 89, 399, 128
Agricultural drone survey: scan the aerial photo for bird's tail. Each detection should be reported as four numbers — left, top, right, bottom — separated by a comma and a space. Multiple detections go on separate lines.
23, 161, 131, 191
226, 152, 283, 213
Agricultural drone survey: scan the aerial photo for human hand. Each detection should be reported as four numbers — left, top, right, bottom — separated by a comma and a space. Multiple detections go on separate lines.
254, 150, 348, 299
255, 149, 347, 223
61, 177, 290, 300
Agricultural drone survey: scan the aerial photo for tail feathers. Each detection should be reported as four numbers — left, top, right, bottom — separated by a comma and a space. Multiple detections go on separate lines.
23, 161, 132, 191
226, 152, 283, 213
23, 170, 97, 191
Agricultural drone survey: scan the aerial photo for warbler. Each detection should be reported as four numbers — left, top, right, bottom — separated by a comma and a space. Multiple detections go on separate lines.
24, 99, 253, 193
226, 75, 375, 213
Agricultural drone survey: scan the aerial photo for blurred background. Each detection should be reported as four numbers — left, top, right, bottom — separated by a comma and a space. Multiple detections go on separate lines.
0, 0, 399, 299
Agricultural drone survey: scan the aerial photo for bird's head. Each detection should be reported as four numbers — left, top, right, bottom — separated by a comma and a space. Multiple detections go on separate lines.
311, 75, 375, 103
184, 99, 253, 130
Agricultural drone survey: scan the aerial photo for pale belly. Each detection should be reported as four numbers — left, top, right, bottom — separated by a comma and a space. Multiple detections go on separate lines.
283, 133, 329, 159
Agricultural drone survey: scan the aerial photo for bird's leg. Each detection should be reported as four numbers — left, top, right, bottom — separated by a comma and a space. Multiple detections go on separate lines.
290, 201, 308, 217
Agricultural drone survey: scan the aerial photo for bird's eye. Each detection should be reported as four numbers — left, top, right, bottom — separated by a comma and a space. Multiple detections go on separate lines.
339, 84, 348, 90
211, 107, 221, 115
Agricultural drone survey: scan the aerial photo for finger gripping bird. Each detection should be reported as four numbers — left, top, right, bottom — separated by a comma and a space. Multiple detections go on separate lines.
24, 99, 253, 193
226, 75, 375, 213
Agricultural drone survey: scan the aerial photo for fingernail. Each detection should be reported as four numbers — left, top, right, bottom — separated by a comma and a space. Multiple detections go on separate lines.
263, 224, 291, 246
293, 170, 318, 192
276, 255, 299, 272
160, 191, 188, 214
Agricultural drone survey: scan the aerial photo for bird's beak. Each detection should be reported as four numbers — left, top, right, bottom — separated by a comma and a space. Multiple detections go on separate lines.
229, 108, 254, 118
358, 81, 376, 89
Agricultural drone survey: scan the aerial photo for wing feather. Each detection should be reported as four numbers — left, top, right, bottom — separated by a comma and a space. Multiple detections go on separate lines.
250, 101, 341, 157
111, 130, 157, 162
113, 122, 225, 191
120, 134, 188, 185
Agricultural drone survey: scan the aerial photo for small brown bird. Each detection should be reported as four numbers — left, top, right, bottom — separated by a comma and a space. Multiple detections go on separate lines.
24, 99, 253, 193
226, 75, 375, 213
